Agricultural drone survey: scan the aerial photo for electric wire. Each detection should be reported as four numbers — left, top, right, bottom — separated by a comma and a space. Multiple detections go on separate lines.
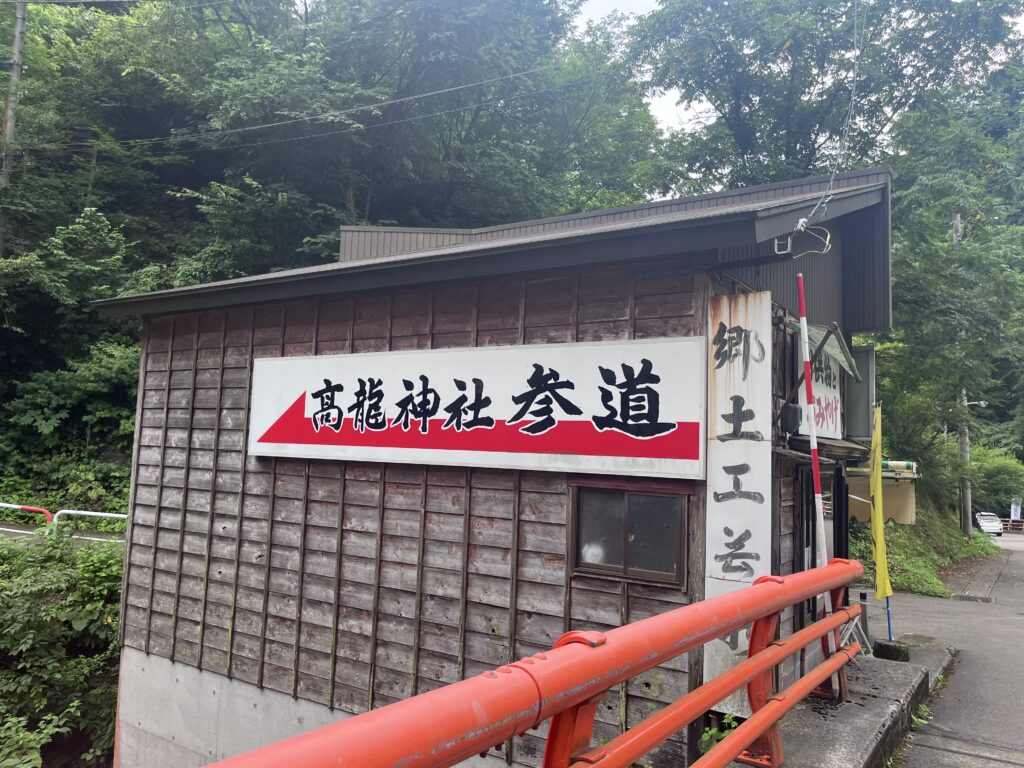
190, 82, 585, 154
795, 0, 866, 237
30, 73, 599, 157
42, 62, 562, 151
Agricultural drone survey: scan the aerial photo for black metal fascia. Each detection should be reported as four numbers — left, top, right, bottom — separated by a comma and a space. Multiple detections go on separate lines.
752, 186, 885, 243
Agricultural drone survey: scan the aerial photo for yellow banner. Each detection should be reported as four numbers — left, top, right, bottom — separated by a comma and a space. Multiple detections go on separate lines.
871, 405, 893, 601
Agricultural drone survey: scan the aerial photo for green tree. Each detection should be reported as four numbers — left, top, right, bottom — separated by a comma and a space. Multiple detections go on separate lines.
0, 209, 127, 383
876, 61, 1024, 504
632, 0, 1023, 191
970, 445, 1024, 518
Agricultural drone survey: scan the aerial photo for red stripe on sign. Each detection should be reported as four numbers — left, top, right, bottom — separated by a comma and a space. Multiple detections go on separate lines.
258, 393, 701, 461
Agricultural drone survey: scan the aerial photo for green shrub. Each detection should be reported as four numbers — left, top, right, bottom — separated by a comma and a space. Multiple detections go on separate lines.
0, 536, 122, 767
0, 338, 136, 530
850, 503, 998, 597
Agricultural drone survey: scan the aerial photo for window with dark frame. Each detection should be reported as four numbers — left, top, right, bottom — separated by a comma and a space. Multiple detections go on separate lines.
572, 484, 687, 585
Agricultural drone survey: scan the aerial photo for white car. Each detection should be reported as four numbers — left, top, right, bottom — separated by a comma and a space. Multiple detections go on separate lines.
975, 513, 1004, 537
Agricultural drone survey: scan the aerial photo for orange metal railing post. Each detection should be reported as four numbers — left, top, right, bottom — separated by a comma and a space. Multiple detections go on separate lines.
692, 642, 863, 768
543, 695, 603, 768
830, 584, 850, 701
542, 630, 608, 768
737, 586, 784, 768
567, 606, 862, 768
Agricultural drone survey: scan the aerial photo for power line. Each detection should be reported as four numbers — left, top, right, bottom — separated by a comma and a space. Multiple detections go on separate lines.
32, 74, 598, 157
43, 63, 562, 151
178, 76, 597, 153
796, 0, 866, 233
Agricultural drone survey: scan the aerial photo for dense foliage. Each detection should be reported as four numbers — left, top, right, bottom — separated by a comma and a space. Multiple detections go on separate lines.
0, 536, 122, 767
632, 0, 1022, 191
878, 60, 1024, 512
1, 1, 1020, 516
0, 0, 669, 512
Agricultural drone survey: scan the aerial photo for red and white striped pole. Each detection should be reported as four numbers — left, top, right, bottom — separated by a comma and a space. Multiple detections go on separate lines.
796, 274, 828, 573
796, 274, 838, 677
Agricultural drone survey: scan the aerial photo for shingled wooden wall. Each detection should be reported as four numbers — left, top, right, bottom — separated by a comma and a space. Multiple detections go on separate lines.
121, 261, 800, 766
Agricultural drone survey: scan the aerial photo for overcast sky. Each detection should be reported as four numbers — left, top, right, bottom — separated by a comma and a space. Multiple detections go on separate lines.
578, 0, 659, 20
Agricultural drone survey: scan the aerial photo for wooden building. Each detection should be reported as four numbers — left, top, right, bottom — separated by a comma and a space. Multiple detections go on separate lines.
98, 169, 891, 767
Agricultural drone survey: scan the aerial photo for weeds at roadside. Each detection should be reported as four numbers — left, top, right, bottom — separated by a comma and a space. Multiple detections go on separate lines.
698, 713, 739, 754
885, 740, 907, 768
911, 703, 933, 730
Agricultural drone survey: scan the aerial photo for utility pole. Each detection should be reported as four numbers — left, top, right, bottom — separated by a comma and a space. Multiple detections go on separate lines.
0, 0, 27, 190
959, 391, 990, 539
959, 388, 973, 539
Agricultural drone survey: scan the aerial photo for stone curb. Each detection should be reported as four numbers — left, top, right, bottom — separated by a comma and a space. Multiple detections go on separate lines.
773, 636, 954, 768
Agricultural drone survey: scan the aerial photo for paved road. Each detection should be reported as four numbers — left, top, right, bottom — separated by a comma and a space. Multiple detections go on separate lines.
896, 535, 1024, 767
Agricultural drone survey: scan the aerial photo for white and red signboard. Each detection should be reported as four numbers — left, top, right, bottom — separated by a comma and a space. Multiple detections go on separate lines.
798, 353, 843, 440
248, 338, 706, 478
703, 291, 773, 715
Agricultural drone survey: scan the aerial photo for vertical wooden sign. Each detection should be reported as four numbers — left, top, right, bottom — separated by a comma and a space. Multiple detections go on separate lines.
704, 291, 773, 715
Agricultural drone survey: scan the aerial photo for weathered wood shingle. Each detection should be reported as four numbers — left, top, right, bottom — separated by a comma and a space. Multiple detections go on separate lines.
121, 258, 805, 767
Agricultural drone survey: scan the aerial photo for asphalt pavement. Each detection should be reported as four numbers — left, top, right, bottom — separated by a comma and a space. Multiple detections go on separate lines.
893, 534, 1024, 767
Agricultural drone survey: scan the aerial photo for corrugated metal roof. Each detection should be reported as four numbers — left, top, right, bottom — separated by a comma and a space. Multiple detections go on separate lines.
95, 169, 891, 322
339, 227, 473, 261
338, 169, 890, 262
331, 185, 876, 268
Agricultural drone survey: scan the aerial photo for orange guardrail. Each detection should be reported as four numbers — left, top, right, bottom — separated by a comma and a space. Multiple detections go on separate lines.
209, 558, 863, 768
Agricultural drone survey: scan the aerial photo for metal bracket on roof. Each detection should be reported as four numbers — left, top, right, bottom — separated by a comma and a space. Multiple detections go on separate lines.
774, 235, 793, 256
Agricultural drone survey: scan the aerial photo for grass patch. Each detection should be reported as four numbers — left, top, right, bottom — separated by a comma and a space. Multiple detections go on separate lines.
850, 503, 998, 597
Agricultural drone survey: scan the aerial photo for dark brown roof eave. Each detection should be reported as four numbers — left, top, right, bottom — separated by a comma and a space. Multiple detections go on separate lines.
94, 209, 759, 318
95, 181, 887, 319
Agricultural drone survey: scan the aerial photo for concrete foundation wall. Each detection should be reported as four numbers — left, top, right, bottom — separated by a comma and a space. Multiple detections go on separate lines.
117, 646, 503, 766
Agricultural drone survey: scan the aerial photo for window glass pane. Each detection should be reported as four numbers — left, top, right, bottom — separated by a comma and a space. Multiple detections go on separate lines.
578, 488, 625, 568
626, 493, 680, 575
